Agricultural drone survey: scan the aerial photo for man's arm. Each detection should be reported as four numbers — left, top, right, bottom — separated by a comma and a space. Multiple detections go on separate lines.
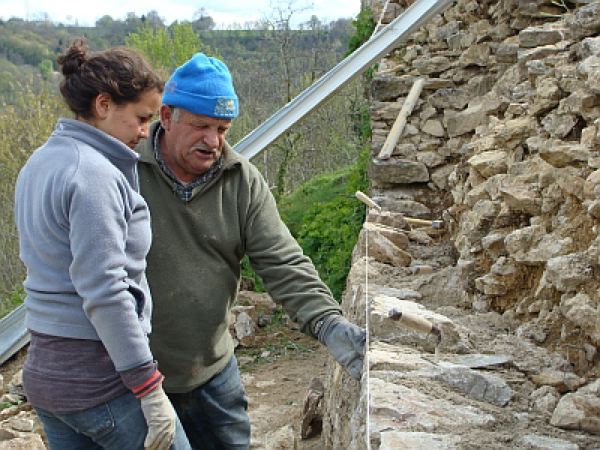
242, 168, 365, 380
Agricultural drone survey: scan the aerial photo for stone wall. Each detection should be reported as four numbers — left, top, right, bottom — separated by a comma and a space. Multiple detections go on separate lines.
367, 0, 600, 381
323, 0, 600, 448
321, 260, 368, 449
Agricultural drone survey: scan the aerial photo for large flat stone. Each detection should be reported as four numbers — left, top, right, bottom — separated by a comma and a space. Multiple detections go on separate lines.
370, 376, 495, 433
369, 342, 437, 372
369, 159, 430, 185
517, 434, 579, 450
379, 431, 461, 450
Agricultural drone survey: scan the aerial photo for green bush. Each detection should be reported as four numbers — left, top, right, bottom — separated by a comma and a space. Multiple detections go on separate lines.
241, 255, 264, 292
279, 146, 369, 300
346, 9, 375, 56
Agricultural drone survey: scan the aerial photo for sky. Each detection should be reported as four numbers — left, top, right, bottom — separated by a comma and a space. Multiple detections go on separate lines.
0, 1, 361, 28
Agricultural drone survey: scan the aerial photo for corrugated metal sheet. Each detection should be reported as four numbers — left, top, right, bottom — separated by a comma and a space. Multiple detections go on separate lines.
0, 305, 28, 365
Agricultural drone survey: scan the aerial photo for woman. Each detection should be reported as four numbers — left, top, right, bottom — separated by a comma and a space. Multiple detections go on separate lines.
14, 39, 190, 450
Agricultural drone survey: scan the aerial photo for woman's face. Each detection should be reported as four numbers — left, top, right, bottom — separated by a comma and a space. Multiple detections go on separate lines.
94, 88, 162, 149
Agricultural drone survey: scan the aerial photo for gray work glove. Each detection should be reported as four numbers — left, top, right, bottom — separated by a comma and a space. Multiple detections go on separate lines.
316, 314, 366, 380
139, 386, 177, 450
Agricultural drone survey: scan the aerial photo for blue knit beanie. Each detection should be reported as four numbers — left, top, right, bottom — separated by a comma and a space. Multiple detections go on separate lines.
162, 53, 239, 119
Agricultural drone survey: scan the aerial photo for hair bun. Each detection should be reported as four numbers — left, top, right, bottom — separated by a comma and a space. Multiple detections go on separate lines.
58, 38, 89, 76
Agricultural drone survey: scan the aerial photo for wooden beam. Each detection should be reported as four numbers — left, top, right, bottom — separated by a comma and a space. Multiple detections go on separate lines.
377, 77, 425, 160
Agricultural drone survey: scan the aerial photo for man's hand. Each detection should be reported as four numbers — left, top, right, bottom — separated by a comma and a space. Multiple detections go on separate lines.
316, 314, 366, 380
139, 386, 177, 450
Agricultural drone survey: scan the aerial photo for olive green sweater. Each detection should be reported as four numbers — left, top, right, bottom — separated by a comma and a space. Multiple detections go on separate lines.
138, 123, 341, 393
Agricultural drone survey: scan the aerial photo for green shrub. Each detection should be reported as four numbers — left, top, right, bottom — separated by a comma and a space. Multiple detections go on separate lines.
241, 146, 369, 301
346, 9, 376, 81
346, 9, 375, 56
241, 255, 264, 292
279, 146, 369, 301
278, 170, 350, 233
0, 287, 24, 320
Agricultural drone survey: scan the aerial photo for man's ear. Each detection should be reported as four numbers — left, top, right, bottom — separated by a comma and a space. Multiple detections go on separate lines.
93, 93, 112, 119
160, 105, 173, 130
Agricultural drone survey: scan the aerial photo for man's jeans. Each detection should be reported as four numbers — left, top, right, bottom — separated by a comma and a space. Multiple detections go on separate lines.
35, 391, 191, 450
168, 356, 251, 450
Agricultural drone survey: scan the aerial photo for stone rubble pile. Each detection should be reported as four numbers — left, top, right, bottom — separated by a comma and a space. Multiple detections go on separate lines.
0, 371, 45, 449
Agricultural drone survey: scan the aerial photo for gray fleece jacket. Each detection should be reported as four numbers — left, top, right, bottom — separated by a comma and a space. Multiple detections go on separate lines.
15, 118, 153, 372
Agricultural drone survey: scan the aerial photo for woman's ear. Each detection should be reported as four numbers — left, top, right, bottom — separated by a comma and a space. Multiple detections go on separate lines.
93, 93, 112, 119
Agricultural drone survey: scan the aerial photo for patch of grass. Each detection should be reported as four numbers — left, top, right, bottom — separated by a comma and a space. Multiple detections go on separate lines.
263, 308, 287, 333
0, 287, 24, 320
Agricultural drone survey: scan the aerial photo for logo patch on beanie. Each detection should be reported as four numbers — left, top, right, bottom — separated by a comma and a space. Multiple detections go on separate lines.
214, 98, 236, 116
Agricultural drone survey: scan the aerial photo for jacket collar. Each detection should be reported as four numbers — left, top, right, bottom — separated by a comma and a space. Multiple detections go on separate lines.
53, 118, 140, 189
54, 118, 139, 162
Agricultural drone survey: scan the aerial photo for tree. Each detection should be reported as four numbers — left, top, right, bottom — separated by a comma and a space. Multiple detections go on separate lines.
95, 15, 114, 28
260, 0, 310, 197
192, 8, 215, 31
126, 22, 216, 76
142, 10, 165, 29
125, 12, 142, 29
37, 58, 53, 80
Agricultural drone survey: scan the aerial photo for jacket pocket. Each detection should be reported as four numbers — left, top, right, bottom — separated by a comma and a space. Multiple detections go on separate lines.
125, 279, 146, 317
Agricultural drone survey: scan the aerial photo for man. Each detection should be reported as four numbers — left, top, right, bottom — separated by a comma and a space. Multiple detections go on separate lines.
137, 53, 365, 450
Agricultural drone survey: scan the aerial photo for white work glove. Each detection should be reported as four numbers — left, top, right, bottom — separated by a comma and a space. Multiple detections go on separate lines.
139, 386, 177, 450
315, 314, 366, 380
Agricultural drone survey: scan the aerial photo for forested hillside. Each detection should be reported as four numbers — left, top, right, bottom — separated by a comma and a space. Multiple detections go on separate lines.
0, 12, 352, 92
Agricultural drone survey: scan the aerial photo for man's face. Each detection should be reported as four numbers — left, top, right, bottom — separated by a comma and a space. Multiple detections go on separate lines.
95, 88, 162, 150
160, 106, 232, 183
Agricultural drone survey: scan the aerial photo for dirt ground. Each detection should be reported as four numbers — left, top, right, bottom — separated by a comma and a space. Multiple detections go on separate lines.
237, 329, 329, 450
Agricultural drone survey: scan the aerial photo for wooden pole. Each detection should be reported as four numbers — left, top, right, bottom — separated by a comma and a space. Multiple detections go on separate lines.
377, 77, 425, 160
355, 191, 382, 212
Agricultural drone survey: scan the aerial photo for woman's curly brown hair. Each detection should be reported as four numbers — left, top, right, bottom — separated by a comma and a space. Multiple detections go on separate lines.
57, 38, 164, 119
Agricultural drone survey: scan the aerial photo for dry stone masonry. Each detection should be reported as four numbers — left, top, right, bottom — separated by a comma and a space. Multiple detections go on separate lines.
323, 0, 600, 448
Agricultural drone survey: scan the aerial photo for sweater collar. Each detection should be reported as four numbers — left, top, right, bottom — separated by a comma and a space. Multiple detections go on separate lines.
53, 118, 140, 163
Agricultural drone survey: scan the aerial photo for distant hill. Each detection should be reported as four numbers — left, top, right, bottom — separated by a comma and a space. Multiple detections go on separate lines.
0, 14, 354, 100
